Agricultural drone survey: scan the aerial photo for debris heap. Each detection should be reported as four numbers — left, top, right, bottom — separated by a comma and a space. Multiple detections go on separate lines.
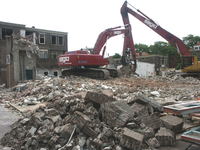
0, 75, 200, 149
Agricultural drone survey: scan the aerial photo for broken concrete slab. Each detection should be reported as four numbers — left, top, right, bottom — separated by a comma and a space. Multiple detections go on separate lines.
120, 127, 144, 150
139, 113, 163, 131
160, 115, 183, 132
138, 93, 163, 112
155, 127, 175, 146
85, 91, 116, 104
100, 102, 130, 127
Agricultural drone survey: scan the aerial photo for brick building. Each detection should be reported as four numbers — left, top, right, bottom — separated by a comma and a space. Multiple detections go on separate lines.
0, 21, 68, 87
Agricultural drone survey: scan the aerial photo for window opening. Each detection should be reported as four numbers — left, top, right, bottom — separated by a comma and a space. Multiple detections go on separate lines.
52, 36, 57, 45
50, 51, 63, 59
39, 34, 45, 44
2, 28, 13, 39
58, 36, 63, 45
44, 72, 48, 76
39, 50, 48, 59
54, 72, 58, 76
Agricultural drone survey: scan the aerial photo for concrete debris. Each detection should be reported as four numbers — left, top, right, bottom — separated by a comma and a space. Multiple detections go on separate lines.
160, 115, 183, 132
0, 75, 200, 149
155, 127, 175, 146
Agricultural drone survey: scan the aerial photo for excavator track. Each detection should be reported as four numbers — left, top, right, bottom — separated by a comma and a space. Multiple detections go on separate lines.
61, 68, 110, 80
101, 68, 122, 78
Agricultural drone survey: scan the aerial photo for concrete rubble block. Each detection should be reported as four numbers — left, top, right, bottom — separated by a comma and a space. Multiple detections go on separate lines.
74, 111, 92, 130
138, 93, 163, 112
46, 115, 63, 127
82, 124, 98, 138
131, 102, 149, 117
139, 113, 163, 131
27, 127, 37, 136
120, 127, 144, 150
100, 127, 113, 141
85, 91, 116, 104
28, 112, 45, 127
83, 106, 98, 119
63, 115, 76, 125
102, 90, 113, 97
48, 135, 59, 147
44, 108, 59, 116
59, 123, 76, 139
70, 103, 86, 112
20, 118, 30, 125
160, 115, 183, 131
147, 137, 160, 148
136, 127, 155, 141
100, 102, 130, 127
113, 101, 135, 121
91, 138, 103, 148
155, 127, 175, 146
126, 122, 138, 129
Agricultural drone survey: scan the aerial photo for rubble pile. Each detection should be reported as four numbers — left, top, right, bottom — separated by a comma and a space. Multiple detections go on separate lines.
0, 75, 200, 149
0, 89, 182, 150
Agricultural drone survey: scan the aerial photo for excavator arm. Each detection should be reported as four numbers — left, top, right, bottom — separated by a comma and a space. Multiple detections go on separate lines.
121, 1, 191, 57
92, 25, 129, 55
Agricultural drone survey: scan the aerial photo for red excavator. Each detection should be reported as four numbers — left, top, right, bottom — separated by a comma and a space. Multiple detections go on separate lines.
58, 24, 136, 79
121, 1, 200, 76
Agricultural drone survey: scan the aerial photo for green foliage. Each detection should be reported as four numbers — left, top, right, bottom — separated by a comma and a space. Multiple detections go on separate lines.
112, 53, 121, 58
182, 34, 200, 49
134, 43, 150, 53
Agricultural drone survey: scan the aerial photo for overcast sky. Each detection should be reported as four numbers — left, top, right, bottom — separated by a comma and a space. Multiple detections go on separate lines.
1, 0, 200, 56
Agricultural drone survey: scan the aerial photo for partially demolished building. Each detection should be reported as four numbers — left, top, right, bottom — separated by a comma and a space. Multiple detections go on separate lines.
0, 21, 68, 87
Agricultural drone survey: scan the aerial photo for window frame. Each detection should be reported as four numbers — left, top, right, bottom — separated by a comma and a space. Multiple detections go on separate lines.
39, 49, 48, 59
50, 51, 63, 59
39, 34, 45, 44
51, 35, 57, 45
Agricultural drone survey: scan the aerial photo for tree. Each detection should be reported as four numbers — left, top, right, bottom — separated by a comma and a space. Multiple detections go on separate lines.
134, 43, 150, 53
112, 53, 121, 58
182, 34, 200, 49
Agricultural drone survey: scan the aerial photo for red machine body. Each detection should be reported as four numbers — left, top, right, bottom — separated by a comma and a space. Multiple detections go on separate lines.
58, 26, 129, 67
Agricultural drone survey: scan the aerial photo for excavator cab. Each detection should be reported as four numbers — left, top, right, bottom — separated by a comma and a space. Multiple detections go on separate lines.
181, 55, 200, 73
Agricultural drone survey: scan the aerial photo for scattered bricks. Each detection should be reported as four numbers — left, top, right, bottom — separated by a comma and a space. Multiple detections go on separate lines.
74, 111, 92, 130
147, 137, 160, 148
155, 127, 175, 146
46, 115, 63, 127
70, 103, 86, 112
91, 138, 102, 148
120, 127, 144, 150
44, 108, 59, 116
59, 123, 76, 139
136, 127, 154, 141
20, 118, 30, 125
100, 102, 130, 127
85, 91, 116, 104
82, 124, 98, 138
138, 93, 163, 112
139, 113, 163, 131
27, 127, 37, 136
126, 122, 138, 129
100, 127, 113, 141
102, 90, 113, 97
83, 106, 98, 119
48, 135, 59, 147
160, 115, 183, 132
